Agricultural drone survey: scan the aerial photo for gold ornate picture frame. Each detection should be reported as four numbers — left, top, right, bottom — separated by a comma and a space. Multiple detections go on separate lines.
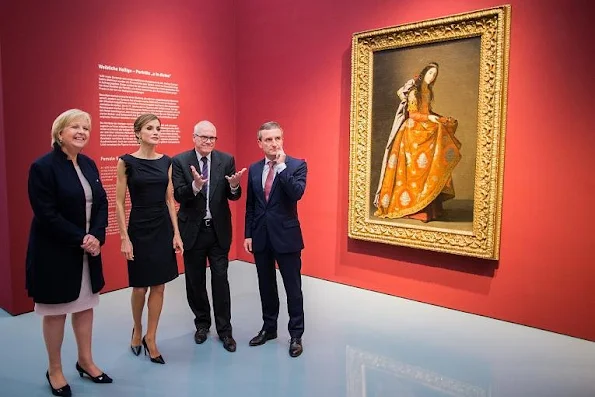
348, 6, 511, 260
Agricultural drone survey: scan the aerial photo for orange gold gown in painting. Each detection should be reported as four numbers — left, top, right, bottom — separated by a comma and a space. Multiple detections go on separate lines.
374, 85, 461, 221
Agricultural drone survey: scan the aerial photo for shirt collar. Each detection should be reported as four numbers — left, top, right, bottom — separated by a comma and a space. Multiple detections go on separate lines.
196, 150, 212, 162
264, 157, 277, 165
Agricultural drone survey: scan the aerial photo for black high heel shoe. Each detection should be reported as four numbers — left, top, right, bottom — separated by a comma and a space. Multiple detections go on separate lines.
131, 327, 141, 356
142, 336, 165, 364
76, 362, 113, 383
45, 371, 72, 397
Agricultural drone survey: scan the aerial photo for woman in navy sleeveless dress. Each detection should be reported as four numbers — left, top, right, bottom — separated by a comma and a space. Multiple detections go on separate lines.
115, 114, 183, 364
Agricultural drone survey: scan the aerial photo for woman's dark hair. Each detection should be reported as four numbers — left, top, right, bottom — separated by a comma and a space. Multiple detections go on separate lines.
133, 114, 160, 142
413, 62, 439, 105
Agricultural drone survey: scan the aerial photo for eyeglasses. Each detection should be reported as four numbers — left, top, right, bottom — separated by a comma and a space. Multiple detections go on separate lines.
193, 135, 218, 142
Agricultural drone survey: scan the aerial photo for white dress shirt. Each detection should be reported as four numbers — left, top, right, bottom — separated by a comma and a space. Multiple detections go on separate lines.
261, 157, 287, 188
192, 151, 212, 219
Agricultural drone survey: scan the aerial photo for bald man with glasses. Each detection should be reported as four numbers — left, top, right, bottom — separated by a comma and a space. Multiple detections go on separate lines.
172, 120, 246, 352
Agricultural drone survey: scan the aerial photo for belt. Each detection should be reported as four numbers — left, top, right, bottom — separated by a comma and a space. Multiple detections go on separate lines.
202, 219, 213, 227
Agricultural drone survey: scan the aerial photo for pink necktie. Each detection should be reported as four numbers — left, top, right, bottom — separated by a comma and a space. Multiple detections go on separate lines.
264, 161, 275, 201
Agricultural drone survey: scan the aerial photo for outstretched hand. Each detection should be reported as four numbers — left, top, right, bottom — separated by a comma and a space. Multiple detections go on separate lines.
225, 168, 247, 188
190, 165, 208, 190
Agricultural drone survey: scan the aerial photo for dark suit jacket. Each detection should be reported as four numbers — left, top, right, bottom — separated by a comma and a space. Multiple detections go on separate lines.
245, 156, 307, 254
172, 149, 241, 251
26, 144, 108, 304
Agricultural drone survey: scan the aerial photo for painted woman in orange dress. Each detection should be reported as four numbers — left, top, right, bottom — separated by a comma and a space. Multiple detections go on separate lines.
374, 62, 461, 222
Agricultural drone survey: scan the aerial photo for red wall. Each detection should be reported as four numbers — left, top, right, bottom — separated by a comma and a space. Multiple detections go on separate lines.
2, 0, 594, 342
234, 0, 595, 341
0, 37, 11, 311
0, 0, 236, 314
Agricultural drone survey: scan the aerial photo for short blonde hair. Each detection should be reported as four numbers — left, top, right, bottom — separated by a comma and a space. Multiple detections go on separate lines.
51, 109, 91, 147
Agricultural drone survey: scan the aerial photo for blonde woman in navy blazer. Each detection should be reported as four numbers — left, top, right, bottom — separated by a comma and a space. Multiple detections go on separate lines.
26, 109, 112, 396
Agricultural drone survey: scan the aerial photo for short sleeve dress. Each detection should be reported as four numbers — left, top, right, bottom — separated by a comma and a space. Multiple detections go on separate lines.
120, 154, 178, 287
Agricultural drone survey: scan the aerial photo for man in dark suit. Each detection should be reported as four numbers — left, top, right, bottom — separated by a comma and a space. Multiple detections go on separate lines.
244, 121, 307, 358
172, 120, 246, 352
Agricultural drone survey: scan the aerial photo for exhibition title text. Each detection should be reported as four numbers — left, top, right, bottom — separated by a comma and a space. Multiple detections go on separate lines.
98, 64, 171, 78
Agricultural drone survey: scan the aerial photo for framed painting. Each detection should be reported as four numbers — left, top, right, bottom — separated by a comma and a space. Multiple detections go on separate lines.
348, 6, 511, 259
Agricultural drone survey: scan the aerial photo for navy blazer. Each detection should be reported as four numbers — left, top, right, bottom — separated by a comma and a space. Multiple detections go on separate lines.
244, 155, 307, 254
172, 149, 241, 251
26, 144, 108, 304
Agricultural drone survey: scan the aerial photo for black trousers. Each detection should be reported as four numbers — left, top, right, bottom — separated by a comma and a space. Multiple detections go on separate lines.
253, 239, 304, 338
183, 221, 232, 337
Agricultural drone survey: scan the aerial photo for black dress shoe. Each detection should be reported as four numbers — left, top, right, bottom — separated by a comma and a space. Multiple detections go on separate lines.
76, 362, 113, 383
289, 338, 303, 357
249, 330, 277, 346
220, 335, 237, 352
46, 371, 72, 397
194, 328, 209, 344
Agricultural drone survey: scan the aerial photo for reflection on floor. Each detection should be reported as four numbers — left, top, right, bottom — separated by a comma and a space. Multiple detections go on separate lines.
0, 260, 593, 397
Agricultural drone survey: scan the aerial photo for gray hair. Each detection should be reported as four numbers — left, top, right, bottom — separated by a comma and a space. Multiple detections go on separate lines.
193, 120, 216, 136
257, 121, 283, 140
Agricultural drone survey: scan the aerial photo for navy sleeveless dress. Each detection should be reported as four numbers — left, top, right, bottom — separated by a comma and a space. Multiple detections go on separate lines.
121, 154, 178, 287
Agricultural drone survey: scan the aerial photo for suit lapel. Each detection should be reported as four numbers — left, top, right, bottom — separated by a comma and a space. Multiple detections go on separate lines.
267, 173, 280, 206
78, 159, 97, 204
209, 151, 222, 201
253, 160, 266, 205
188, 149, 201, 178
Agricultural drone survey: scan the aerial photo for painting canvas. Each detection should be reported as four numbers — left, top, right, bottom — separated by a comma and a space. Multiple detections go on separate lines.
348, 6, 511, 259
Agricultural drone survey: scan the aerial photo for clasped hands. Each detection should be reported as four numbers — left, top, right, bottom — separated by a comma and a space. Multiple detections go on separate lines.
81, 234, 100, 256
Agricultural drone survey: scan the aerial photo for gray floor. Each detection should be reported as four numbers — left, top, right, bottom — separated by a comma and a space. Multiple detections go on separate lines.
0, 260, 593, 397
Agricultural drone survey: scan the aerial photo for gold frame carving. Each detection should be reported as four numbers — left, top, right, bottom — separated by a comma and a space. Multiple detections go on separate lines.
348, 6, 511, 260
